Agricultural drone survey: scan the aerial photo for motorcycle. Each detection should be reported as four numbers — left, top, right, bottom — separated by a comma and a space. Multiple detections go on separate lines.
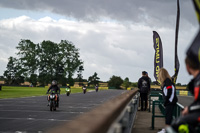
83, 86, 87, 94
95, 86, 98, 92
65, 87, 71, 96
47, 91, 58, 111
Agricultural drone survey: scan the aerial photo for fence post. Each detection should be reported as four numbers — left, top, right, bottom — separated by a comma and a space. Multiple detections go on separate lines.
152, 100, 155, 130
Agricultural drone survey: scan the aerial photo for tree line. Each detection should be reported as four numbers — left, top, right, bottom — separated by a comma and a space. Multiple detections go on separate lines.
2, 39, 183, 88
3, 39, 83, 86
2, 39, 136, 88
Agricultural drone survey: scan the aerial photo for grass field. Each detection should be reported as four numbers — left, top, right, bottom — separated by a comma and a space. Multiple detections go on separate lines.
0, 86, 94, 99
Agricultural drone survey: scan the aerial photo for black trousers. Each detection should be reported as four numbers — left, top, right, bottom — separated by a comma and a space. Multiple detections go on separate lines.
165, 104, 175, 125
140, 93, 148, 110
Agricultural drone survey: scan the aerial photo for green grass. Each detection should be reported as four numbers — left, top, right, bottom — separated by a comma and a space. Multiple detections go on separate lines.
0, 86, 94, 99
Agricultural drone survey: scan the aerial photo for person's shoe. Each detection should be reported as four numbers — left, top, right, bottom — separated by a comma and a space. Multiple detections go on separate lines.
165, 127, 177, 133
47, 102, 50, 106
157, 128, 166, 133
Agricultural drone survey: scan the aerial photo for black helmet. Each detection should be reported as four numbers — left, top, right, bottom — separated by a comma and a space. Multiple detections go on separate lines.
186, 30, 200, 69
52, 80, 57, 85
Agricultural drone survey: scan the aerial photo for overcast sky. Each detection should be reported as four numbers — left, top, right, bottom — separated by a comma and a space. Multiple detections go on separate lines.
0, 0, 199, 84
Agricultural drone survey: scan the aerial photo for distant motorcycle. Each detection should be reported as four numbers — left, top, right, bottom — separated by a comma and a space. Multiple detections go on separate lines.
65, 87, 71, 96
83, 86, 87, 94
47, 91, 58, 111
95, 86, 98, 92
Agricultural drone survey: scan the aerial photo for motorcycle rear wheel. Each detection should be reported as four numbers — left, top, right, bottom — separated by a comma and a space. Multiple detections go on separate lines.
50, 101, 53, 111
53, 101, 56, 111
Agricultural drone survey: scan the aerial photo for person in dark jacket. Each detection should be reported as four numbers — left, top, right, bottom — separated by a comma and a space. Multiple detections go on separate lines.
157, 68, 178, 133
47, 80, 60, 107
169, 56, 200, 133
138, 71, 150, 111
146, 72, 152, 85
146, 72, 151, 108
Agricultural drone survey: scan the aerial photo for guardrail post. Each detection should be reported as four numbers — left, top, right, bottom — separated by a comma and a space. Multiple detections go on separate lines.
152, 100, 155, 130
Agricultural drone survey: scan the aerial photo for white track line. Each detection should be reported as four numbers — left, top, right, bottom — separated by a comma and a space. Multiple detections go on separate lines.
0, 110, 84, 114
0, 117, 71, 122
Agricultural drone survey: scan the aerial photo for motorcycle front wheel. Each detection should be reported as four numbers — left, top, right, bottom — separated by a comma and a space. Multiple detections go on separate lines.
53, 101, 56, 111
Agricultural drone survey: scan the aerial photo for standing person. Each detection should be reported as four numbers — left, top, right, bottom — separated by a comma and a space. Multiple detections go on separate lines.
157, 68, 178, 133
169, 56, 200, 132
146, 72, 151, 109
138, 71, 151, 111
146, 72, 152, 85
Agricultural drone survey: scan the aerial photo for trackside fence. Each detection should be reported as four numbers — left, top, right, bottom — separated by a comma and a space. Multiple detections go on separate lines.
150, 92, 185, 129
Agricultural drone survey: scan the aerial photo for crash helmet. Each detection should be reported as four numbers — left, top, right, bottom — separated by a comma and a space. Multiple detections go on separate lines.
52, 80, 57, 85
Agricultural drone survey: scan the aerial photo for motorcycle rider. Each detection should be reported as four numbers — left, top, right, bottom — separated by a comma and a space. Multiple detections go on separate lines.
66, 84, 71, 94
82, 84, 87, 94
95, 84, 99, 92
47, 80, 60, 107
66, 84, 70, 89
169, 41, 200, 132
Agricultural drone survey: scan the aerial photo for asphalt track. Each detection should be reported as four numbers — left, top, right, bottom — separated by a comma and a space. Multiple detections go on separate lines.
0, 89, 126, 133
177, 95, 194, 107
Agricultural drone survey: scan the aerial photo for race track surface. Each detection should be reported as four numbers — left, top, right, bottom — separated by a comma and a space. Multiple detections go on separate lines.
0, 89, 125, 133
177, 95, 194, 107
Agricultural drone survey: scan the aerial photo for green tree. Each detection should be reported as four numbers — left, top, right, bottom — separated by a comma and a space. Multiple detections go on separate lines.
88, 72, 100, 86
123, 77, 131, 89
77, 65, 84, 82
0, 76, 4, 80
176, 83, 181, 86
58, 40, 83, 86
4, 39, 83, 86
108, 75, 123, 89
37, 40, 59, 85
3, 57, 25, 85
132, 82, 138, 87
16, 40, 38, 86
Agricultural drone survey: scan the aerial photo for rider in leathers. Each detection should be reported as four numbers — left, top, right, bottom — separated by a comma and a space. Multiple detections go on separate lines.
47, 80, 60, 107
170, 56, 200, 132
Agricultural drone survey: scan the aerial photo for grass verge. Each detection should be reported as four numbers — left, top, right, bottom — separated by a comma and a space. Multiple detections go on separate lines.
0, 86, 94, 99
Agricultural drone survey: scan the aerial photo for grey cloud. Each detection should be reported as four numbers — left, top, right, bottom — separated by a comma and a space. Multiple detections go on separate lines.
0, 1, 198, 84
0, 0, 198, 28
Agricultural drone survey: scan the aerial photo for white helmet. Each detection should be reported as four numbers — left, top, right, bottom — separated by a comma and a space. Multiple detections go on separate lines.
52, 80, 57, 85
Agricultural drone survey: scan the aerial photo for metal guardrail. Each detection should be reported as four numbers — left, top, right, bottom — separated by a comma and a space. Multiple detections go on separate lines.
107, 92, 140, 133
46, 90, 139, 133
151, 100, 165, 129
173, 102, 184, 119
150, 92, 185, 129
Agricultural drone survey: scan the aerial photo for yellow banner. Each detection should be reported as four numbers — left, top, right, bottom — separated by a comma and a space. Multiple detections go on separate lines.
179, 91, 188, 96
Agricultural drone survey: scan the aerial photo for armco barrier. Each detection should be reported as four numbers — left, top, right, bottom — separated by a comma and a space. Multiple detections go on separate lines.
99, 87, 109, 90
46, 90, 139, 133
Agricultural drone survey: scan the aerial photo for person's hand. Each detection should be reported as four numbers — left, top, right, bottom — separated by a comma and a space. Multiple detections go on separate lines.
182, 106, 189, 116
